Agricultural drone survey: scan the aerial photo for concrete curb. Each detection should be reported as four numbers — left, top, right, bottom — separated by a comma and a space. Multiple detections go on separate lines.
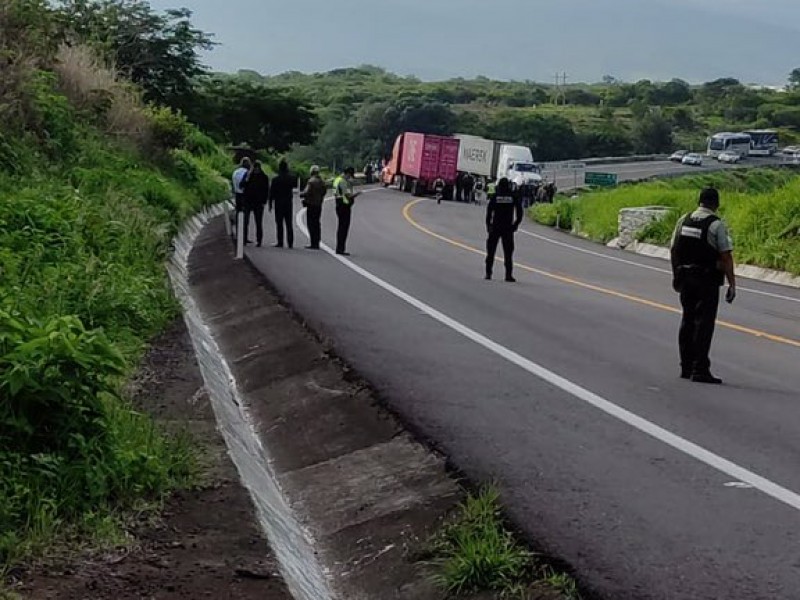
615, 240, 800, 289
168, 209, 462, 600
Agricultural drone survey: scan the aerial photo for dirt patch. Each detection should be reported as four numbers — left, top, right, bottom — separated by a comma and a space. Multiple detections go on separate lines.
16, 320, 292, 600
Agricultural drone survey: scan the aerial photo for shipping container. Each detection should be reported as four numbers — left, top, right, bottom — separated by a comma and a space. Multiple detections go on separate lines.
455, 134, 500, 179
382, 132, 460, 197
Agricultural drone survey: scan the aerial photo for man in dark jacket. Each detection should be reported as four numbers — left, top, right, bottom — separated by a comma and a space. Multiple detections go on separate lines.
241, 161, 270, 247
485, 177, 523, 282
269, 160, 296, 248
300, 165, 327, 250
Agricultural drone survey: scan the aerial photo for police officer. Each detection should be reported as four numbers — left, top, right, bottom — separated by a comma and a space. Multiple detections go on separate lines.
485, 177, 523, 282
334, 167, 360, 256
670, 187, 736, 384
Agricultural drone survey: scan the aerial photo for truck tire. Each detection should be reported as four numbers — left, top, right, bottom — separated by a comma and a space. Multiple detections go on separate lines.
412, 179, 422, 196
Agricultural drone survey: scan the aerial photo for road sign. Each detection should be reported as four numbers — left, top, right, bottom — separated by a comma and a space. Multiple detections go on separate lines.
585, 171, 618, 187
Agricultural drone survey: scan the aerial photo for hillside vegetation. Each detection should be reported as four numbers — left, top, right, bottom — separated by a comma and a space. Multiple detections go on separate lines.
208, 66, 800, 168
0, 0, 230, 572
531, 170, 800, 275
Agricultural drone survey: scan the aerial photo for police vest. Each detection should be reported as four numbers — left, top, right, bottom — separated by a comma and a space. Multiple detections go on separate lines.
673, 214, 724, 284
334, 176, 350, 205
487, 182, 497, 195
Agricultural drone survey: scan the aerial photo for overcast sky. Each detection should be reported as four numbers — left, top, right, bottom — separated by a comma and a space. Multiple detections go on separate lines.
149, 0, 800, 85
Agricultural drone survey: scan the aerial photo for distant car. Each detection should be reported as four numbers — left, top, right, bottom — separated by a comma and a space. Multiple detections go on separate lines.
669, 150, 688, 162
682, 153, 703, 166
782, 149, 800, 165
717, 151, 741, 164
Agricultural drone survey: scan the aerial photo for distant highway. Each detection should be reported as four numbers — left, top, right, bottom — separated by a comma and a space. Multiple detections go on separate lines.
243, 159, 800, 599
544, 155, 785, 190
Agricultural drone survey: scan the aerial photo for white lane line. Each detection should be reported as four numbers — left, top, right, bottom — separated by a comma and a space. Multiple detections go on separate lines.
296, 206, 800, 513
519, 229, 800, 305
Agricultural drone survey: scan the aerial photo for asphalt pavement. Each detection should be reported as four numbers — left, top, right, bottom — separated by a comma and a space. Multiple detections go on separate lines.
244, 182, 800, 600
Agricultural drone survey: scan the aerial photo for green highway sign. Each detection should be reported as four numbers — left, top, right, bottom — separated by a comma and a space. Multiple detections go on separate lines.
585, 172, 618, 187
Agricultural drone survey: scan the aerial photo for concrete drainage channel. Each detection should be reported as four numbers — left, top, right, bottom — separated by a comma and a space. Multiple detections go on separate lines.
168, 206, 332, 600
168, 207, 461, 600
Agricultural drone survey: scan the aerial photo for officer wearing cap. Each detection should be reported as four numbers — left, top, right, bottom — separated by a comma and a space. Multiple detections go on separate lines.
485, 177, 523, 282
670, 187, 737, 385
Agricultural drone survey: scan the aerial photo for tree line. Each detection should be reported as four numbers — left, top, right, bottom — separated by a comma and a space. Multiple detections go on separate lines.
42, 1, 800, 166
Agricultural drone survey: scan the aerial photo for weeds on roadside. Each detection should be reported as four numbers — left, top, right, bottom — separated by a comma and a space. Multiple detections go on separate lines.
427, 487, 581, 599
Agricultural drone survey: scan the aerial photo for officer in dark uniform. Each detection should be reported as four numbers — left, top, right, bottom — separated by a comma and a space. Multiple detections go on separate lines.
670, 187, 737, 384
485, 177, 523, 282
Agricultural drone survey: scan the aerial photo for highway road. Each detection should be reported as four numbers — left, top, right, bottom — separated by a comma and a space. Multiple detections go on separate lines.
544, 155, 783, 190
243, 177, 800, 599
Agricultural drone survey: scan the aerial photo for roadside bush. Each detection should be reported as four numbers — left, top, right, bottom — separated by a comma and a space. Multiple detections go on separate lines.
148, 105, 192, 151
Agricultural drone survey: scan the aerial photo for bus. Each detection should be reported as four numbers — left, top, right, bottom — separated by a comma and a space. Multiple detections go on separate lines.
743, 130, 779, 156
707, 133, 752, 159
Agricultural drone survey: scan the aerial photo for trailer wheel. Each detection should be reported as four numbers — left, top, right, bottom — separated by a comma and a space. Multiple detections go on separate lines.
412, 179, 423, 197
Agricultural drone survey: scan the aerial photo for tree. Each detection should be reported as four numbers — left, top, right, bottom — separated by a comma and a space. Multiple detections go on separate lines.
485, 111, 579, 161
668, 107, 696, 131
788, 68, 800, 91
187, 77, 318, 152
580, 126, 633, 157
633, 111, 673, 154
55, 0, 214, 107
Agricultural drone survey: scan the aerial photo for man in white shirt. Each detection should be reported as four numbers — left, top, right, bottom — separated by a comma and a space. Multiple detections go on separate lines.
231, 157, 252, 213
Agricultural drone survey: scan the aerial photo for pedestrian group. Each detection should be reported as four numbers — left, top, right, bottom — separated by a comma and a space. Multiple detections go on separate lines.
234, 157, 738, 385
232, 158, 359, 255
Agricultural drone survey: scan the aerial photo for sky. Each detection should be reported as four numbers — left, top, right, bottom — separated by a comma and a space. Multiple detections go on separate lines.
148, 0, 800, 85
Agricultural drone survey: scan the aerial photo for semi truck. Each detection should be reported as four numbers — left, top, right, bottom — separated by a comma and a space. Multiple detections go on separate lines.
382, 132, 460, 197
454, 134, 542, 189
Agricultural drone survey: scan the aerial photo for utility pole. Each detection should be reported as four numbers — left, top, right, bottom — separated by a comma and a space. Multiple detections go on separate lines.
554, 72, 568, 106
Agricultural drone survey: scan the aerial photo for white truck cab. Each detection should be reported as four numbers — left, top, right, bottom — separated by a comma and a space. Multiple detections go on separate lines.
507, 161, 543, 187
496, 145, 541, 186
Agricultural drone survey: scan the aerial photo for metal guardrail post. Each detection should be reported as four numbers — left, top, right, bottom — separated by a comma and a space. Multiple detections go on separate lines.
224, 201, 232, 237
235, 211, 244, 260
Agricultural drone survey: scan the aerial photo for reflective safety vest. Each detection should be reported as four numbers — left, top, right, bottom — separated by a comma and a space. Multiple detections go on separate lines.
486, 182, 497, 196
334, 175, 351, 205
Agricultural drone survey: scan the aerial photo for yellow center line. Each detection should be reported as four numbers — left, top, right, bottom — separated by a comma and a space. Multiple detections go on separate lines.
402, 199, 800, 350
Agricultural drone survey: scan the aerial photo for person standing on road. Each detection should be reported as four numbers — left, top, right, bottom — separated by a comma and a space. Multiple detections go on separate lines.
241, 161, 270, 247
485, 177, 523, 282
434, 176, 445, 204
300, 165, 327, 250
333, 167, 360, 256
231, 157, 252, 217
670, 187, 736, 384
269, 159, 296, 248
462, 172, 475, 204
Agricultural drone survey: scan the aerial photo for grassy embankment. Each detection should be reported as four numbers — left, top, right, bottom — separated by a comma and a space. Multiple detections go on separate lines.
0, 39, 231, 576
531, 169, 800, 275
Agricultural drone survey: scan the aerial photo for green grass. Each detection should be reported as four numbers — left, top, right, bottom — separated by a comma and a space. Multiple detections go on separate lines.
427, 487, 581, 599
0, 75, 229, 578
530, 169, 800, 274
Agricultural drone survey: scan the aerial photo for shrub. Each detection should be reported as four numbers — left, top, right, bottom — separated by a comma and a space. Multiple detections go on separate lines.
147, 105, 191, 151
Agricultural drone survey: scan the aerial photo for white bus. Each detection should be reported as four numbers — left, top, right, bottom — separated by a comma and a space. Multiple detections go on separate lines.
707, 133, 752, 158
743, 130, 779, 156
